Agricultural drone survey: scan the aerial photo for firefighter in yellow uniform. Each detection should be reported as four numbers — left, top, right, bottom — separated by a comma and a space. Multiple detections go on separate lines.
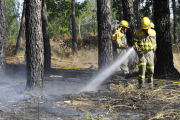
112, 20, 130, 79
134, 17, 156, 89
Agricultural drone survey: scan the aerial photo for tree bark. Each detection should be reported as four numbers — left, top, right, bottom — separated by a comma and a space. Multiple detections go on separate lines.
151, 0, 154, 18
122, 0, 136, 70
78, 20, 81, 37
0, 0, 7, 77
14, 0, 26, 55
172, 0, 178, 43
71, 0, 77, 53
122, 0, 136, 46
119, 0, 123, 21
58, 19, 60, 37
136, 0, 140, 29
154, 0, 179, 75
97, 0, 113, 70
25, 0, 44, 90
42, 0, 51, 76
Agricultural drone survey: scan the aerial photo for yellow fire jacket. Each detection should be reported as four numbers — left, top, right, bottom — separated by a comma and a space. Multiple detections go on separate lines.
112, 27, 127, 48
134, 28, 156, 52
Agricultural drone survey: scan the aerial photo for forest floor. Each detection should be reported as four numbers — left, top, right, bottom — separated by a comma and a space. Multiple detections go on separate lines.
1, 63, 180, 120
2, 37, 180, 120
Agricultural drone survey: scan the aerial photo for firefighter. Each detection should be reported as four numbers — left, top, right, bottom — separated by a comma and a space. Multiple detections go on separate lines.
112, 20, 130, 79
134, 17, 157, 89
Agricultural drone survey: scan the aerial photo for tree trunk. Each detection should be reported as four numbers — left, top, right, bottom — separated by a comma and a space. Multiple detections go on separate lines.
0, 0, 7, 77
154, 0, 179, 75
172, 0, 178, 43
25, 0, 44, 90
151, 0, 154, 18
136, 0, 140, 29
97, 0, 113, 70
78, 20, 81, 38
71, 0, 77, 53
122, 0, 136, 70
58, 19, 60, 37
42, 0, 51, 76
119, 0, 123, 21
94, 19, 96, 36
14, 0, 26, 55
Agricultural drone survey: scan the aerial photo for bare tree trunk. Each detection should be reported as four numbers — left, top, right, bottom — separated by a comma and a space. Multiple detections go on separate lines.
172, 0, 178, 43
15, 0, 26, 55
42, 0, 51, 76
122, 0, 136, 46
97, 0, 113, 70
154, 0, 179, 75
25, 0, 44, 90
58, 19, 60, 37
78, 20, 81, 38
122, 0, 136, 70
136, 0, 140, 29
120, 0, 123, 21
0, 0, 7, 77
151, 0, 154, 18
71, 0, 77, 53
94, 19, 96, 36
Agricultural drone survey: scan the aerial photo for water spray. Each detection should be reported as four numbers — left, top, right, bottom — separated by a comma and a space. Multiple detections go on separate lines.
80, 47, 136, 92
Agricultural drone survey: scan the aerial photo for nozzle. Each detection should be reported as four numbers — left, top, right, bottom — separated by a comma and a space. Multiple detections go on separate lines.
132, 42, 137, 49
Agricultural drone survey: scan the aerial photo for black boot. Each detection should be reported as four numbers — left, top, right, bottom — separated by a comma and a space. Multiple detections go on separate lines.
125, 74, 129, 79
147, 83, 154, 90
137, 83, 146, 89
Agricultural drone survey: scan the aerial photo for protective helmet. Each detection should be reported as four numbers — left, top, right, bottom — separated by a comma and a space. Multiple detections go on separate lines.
120, 20, 130, 28
150, 22, 154, 28
141, 17, 151, 29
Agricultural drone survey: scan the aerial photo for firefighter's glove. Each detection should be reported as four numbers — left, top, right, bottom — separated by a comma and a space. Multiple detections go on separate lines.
133, 42, 142, 53
132, 42, 138, 50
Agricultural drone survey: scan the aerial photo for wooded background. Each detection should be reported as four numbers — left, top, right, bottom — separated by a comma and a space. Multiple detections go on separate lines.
1, 0, 179, 90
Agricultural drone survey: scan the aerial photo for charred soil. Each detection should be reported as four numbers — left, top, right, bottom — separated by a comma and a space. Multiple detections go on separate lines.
0, 64, 180, 120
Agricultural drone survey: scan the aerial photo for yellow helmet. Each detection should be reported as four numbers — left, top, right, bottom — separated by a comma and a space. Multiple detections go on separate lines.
141, 17, 151, 29
150, 22, 154, 28
120, 20, 130, 28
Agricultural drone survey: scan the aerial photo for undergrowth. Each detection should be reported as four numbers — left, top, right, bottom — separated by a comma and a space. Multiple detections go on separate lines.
109, 82, 180, 120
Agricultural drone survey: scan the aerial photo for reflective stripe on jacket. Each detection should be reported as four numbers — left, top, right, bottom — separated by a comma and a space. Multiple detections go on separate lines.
134, 28, 156, 52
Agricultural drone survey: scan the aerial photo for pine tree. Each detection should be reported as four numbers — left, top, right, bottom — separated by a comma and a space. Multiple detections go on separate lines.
0, 0, 7, 77
154, 0, 179, 74
15, 0, 26, 56
97, 0, 113, 70
25, 0, 44, 90
172, 0, 178, 43
42, 0, 51, 76
122, 0, 136, 69
71, 0, 77, 53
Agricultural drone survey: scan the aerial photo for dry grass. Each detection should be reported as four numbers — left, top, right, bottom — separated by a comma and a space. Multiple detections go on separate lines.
6, 34, 98, 69
6, 40, 180, 73
109, 82, 180, 119
56, 97, 102, 112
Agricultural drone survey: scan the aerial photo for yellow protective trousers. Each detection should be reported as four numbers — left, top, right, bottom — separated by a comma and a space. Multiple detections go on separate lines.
138, 50, 154, 85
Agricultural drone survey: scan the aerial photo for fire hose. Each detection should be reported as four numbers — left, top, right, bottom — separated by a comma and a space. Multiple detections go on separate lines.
130, 55, 138, 65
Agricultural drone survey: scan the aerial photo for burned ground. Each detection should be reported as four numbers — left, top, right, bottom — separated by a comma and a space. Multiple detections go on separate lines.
0, 63, 180, 120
